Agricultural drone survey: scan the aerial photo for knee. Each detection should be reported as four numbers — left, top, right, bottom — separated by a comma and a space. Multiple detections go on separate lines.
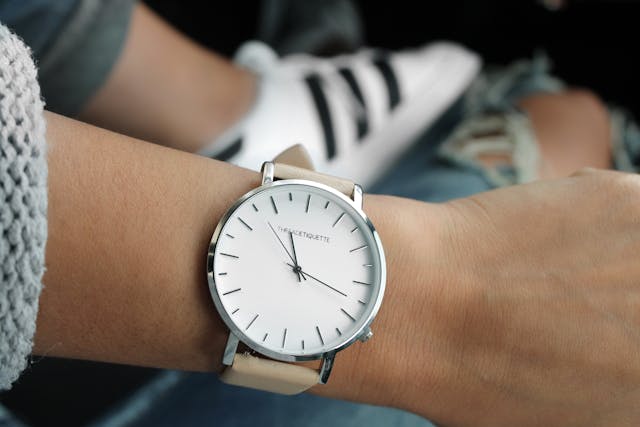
557, 88, 612, 156
521, 88, 610, 132
563, 89, 610, 130
518, 88, 613, 177
520, 88, 611, 143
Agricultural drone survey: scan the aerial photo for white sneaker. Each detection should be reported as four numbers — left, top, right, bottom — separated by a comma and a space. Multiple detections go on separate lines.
201, 40, 481, 188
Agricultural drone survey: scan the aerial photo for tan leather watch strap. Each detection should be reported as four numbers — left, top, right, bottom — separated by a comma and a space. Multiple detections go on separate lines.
220, 145, 352, 395
272, 144, 355, 197
271, 144, 315, 169
220, 353, 320, 395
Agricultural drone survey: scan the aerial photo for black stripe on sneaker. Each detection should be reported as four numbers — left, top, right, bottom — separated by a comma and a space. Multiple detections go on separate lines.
338, 67, 369, 140
372, 54, 401, 111
304, 74, 337, 160
212, 137, 243, 161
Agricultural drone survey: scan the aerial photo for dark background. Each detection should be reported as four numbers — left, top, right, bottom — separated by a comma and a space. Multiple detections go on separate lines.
148, 0, 640, 115
2, 1, 639, 426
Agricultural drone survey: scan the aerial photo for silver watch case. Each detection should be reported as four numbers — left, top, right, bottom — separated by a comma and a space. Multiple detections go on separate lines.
206, 164, 386, 367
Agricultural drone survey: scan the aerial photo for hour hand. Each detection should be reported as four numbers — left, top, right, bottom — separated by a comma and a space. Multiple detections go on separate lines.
289, 232, 306, 281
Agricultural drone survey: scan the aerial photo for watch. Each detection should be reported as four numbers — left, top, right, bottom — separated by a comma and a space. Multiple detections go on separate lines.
207, 145, 386, 395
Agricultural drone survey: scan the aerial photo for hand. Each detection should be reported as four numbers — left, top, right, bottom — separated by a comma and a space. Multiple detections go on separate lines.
285, 262, 347, 297
289, 231, 306, 282
315, 169, 640, 427
412, 169, 640, 426
436, 169, 640, 427
267, 221, 303, 281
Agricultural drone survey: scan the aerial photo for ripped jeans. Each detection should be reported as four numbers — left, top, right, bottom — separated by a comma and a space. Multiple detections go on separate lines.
376, 55, 640, 200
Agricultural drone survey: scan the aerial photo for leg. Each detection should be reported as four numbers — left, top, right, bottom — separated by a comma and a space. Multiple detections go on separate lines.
78, 3, 257, 152
422, 54, 616, 190
75, 3, 481, 187
467, 89, 613, 181
374, 61, 614, 202
90, 371, 434, 427
519, 89, 612, 178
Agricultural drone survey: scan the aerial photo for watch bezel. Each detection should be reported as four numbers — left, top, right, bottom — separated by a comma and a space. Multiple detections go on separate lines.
206, 179, 386, 362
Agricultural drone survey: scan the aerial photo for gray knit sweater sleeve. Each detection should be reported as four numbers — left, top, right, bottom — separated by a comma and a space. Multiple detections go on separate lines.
0, 24, 47, 390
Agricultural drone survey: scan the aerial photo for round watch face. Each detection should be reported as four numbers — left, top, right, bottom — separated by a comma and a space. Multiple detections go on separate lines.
207, 180, 385, 362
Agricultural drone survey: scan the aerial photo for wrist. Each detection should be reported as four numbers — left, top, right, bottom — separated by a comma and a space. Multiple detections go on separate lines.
310, 195, 469, 420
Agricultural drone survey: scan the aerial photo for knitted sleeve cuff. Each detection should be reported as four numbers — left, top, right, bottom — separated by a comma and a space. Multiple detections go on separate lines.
0, 24, 48, 390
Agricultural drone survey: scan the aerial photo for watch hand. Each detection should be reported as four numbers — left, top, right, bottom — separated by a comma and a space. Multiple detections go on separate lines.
289, 232, 306, 282
286, 263, 347, 297
267, 221, 296, 263
267, 222, 302, 281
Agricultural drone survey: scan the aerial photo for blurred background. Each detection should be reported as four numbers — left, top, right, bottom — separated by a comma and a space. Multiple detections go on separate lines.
1, 0, 638, 425
147, 0, 640, 116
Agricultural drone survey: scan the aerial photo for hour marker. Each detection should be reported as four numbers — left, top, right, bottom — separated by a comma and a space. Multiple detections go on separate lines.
353, 280, 371, 286
324, 201, 330, 209
252, 203, 259, 212
246, 314, 259, 330
231, 308, 239, 314
351, 226, 359, 233
363, 264, 373, 267
218, 272, 228, 276
225, 233, 235, 239
350, 244, 368, 253
306, 195, 311, 213
336, 327, 342, 336
238, 217, 253, 231
220, 253, 239, 259
341, 308, 356, 322
270, 196, 279, 214
358, 299, 367, 305
263, 333, 268, 342
316, 326, 325, 345
301, 340, 305, 350
333, 212, 346, 227
289, 192, 293, 201
282, 328, 288, 348
222, 288, 241, 296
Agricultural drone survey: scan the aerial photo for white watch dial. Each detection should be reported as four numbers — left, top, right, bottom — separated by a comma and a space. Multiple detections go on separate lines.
208, 181, 385, 361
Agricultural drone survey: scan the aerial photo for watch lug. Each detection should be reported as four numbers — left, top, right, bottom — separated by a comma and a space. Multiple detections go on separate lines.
358, 326, 373, 343
319, 351, 336, 384
222, 332, 240, 366
261, 161, 275, 185
352, 184, 363, 209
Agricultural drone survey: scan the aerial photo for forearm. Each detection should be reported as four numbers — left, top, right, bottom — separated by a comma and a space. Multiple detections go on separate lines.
36, 111, 258, 370
36, 112, 455, 418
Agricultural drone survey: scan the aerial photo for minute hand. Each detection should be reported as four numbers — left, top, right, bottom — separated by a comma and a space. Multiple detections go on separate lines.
286, 263, 347, 297
267, 221, 296, 264
268, 222, 303, 282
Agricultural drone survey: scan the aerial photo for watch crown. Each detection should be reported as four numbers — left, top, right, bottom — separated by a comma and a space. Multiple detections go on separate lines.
359, 327, 373, 343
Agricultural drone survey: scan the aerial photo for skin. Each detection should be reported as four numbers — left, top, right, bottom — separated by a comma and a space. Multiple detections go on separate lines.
78, 3, 257, 152
34, 3, 638, 426
37, 112, 640, 427
79, 4, 612, 180
519, 90, 612, 177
